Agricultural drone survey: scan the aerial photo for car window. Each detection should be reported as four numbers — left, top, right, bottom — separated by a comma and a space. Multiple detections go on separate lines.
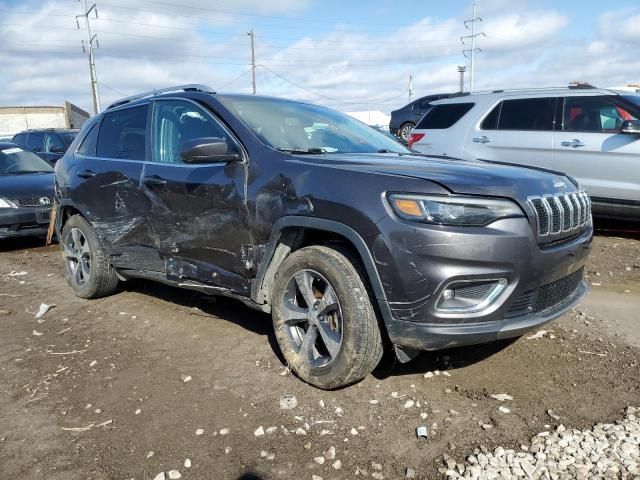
417, 98, 432, 110
563, 96, 638, 133
151, 100, 232, 164
12, 133, 27, 146
480, 103, 501, 130
77, 123, 99, 157
415, 103, 474, 129
59, 132, 78, 147
0, 146, 53, 175
496, 98, 556, 131
45, 133, 66, 154
219, 95, 410, 154
26, 132, 45, 152
97, 105, 148, 160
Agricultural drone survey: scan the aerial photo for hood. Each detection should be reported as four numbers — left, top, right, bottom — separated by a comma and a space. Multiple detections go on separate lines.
292, 153, 577, 205
0, 172, 55, 200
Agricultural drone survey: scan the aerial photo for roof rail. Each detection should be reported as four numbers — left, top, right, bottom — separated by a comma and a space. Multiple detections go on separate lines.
106, 84, 215, 110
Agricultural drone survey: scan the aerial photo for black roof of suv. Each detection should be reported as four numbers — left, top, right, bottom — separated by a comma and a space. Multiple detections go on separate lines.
53, 85, 592, 389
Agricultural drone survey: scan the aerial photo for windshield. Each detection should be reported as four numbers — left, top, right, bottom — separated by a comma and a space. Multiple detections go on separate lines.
218, 96, 409, 154
0, 146, 53, 175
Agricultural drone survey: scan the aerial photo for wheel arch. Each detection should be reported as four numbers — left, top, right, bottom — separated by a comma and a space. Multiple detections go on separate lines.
252, 217, 394, 327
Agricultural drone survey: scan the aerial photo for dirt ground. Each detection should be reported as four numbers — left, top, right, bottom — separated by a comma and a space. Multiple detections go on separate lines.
1, 227, 639, 480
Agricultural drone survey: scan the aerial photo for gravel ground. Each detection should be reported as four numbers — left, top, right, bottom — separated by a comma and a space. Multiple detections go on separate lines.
444, 407, 640, 479
0, 231, 639, 480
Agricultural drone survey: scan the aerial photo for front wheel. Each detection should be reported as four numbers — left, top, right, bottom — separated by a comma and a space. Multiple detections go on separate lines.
272, 246, 383, 389
61, 215, 119, 299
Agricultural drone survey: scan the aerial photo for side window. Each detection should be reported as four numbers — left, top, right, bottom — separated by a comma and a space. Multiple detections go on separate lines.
26, 132, 45, 152
12, 133, 27, 146
481, 102, 502, 130
417, 98, 432, 110
415, 103, 474, 129
151, 100, 232, 164
77, 122, 100, 156
97, 105, 148, 160
45, 133, 66, 153
563, 96, 637, 133
498, 98, 556, 131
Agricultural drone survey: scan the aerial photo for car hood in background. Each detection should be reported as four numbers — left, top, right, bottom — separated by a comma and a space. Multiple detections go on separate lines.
0, 172, 55, 199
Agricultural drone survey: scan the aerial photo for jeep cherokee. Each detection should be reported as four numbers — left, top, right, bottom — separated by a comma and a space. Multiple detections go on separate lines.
54, 85, 592, 389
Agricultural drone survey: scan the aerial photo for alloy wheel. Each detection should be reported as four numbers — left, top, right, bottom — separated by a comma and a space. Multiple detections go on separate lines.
63, 227, 91, 287
281, 269, 344, 367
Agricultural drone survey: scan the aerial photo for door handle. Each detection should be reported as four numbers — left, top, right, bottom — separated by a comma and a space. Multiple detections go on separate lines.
143, 175, 167, 187
560, 139, 585, 148
77, 169, 96, 179
472, 136, 491, 144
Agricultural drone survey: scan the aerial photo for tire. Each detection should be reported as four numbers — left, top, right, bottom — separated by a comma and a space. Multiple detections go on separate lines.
399, 122, 415, 142
60, 214, 119, 299
272, 245, 383, 389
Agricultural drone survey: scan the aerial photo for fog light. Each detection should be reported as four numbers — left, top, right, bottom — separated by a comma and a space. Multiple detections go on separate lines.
436, 279, 507, 314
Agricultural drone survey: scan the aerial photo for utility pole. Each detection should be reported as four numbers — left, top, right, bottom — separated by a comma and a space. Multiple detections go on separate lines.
461, 3, 485, 92
457, 66, 466, 93
77, 0, 101, 114
247, 30, 256, 94
408, 74, 414, 101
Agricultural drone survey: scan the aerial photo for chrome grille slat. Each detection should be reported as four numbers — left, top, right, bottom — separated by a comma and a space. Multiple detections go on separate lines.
528, 190, 591, 243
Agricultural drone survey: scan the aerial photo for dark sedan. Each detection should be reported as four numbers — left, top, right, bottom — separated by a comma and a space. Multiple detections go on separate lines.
389, 93, 452, 142
0, 143, 55, 239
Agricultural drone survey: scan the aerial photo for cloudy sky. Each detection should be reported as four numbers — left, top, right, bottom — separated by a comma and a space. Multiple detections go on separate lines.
1, 0, 639, 115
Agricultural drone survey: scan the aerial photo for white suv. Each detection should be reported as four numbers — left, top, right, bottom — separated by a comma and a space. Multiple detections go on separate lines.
409, 86, 640, 221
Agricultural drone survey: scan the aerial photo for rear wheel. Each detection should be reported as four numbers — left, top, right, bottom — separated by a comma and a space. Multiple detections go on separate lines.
272, 246, 383, 389
399, 122, 415, 142
61, 215, 119, 299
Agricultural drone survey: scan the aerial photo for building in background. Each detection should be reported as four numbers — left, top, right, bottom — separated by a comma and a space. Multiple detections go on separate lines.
0, 102, 90, 138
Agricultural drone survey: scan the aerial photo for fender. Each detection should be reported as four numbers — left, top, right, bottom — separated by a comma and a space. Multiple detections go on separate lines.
252, 216, 395, 327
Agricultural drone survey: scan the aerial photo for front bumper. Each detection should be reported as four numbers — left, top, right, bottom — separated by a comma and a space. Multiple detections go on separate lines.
0, 207, 51, 239
372, 215, 592, 350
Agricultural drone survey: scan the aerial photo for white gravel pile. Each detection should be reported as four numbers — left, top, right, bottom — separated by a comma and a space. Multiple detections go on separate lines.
445, 407, 640, 479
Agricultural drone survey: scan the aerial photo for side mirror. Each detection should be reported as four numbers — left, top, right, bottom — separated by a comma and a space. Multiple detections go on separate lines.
620, 120, 640, 135
180, 137, 241, 164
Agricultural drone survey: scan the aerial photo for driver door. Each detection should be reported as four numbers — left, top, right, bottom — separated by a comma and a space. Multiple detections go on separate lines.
141, 98, 252, 292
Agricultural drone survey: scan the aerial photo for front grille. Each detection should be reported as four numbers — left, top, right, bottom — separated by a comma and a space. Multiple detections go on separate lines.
505, 268, 584, 318
11, 196, 54, 208
528, 191, 591, 242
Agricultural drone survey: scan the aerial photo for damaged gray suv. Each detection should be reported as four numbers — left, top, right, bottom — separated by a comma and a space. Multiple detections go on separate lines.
54, 85, 592, 389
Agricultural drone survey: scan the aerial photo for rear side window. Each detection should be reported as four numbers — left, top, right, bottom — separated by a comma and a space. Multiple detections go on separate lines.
490, 98, 556, 131
77, 122, 99, 156
97, 105, 148, 160
416, 103, 474, 129
26, 132, 45, 152
12, 133, 27, 146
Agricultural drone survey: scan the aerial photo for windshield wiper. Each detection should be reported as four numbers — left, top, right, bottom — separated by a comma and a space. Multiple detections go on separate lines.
6, 170, 51, 175
276, 147, 327, 154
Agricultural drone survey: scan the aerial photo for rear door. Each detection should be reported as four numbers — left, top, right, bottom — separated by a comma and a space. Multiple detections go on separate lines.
26, 132, 46, 159
465, 97, 557, 169
141, 98, 251, 291
553, 95, 640, 203
69, 104, 158, 270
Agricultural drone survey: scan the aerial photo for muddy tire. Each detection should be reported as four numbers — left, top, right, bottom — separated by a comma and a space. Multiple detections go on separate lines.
272, 245, 383, 389
60, 215, 118, 299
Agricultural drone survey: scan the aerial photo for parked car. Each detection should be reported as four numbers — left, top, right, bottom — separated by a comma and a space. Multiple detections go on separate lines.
409, 86, 640, 222
54, 85, 591, 389
389, 93, 452, 142
0, 142, 55, 239
11, 129, 79, 164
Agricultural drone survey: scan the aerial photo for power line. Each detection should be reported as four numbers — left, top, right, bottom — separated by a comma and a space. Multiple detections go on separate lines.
461, 2, 485, 92
77, 0, 101, 114
217, 70, 252, 91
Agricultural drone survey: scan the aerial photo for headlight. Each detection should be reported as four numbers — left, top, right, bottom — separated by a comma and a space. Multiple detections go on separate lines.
0, 198, 17, 208
388, 194, 524, 226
